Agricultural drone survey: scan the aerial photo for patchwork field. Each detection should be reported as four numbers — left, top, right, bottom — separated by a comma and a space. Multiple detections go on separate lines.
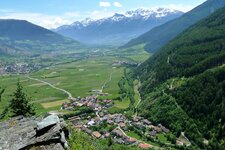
0, 56, 126, 115
0, 47, 150, 115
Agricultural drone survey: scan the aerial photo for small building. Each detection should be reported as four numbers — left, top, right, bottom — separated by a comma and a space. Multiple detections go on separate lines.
74, 125, 83, 129
149, 130, 157, 137
81, 127, 92, 134
158, 124, 170, 133
124, 137, 137, 144
138, 143, 151, 149
92, 131, 102, 138
149, 125, 162, 133
119, 122, 126, 128
143, 119, 152, 125
114, 138, 124, 144
87, 120, 95, 126
107, 120, 114, 125
112, 129, 124, 137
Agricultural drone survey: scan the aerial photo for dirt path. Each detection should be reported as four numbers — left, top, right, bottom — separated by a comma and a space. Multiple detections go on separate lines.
134, 80, 142, 117
26, 76, 74, 99
101, 69, 117, 92
169, 79, 175, 90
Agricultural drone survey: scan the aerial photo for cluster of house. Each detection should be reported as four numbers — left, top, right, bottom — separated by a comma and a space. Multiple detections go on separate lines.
61, 94, 179, 149
61, 95, 113, 111
112, 61, 138, 67
0, 62, 42, 74
90, 89, 109, 96
109, 116, 170, 148
68, 110, 170, 149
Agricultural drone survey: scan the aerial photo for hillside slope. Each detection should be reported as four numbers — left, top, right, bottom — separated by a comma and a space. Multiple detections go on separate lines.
136, 6, 225, 149
0, 19, 79, 54
123, 0, 225, 53
55, 8, 183, 46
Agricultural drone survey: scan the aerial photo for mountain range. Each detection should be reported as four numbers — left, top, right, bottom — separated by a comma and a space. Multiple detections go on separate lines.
0, 19, 79, 55
123, 0, 225, 53
55, 8, 183, 46
136, 5, 225, 149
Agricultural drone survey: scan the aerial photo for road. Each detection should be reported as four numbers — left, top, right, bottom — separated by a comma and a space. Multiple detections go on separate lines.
101, 69, 116, 91
26, 76, 74, 99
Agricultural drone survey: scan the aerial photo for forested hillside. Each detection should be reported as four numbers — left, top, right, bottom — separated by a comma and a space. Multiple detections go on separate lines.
0, 19, 80, 54
123, 0, 225, 53
136, 6, 225, 149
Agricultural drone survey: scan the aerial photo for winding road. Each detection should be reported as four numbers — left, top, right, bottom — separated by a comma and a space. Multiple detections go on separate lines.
26, 76, 74, 99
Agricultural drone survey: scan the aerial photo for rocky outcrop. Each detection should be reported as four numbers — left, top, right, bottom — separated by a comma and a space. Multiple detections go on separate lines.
0, 115, 68, 150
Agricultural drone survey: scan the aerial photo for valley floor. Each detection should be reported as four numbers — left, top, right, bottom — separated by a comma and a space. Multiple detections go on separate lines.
0, 46, 179, 149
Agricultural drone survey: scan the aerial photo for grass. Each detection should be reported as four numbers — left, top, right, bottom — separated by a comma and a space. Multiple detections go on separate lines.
114, 99, 130, 109
133, 80, 140, 107
0, 56, 125, 114
41, 99, 69, 108
30, 57, 124, 98
0, 46, 151, 115
118, 44, 151, 63
125, 131, 141, 140
156, 134, 169, 143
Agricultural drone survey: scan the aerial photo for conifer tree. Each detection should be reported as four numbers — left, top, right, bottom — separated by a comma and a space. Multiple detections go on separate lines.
0, 87, 5, 101
9, 80, 35, 117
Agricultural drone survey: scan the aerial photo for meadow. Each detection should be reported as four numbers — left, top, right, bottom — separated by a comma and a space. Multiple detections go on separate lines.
0, 46, 150, 116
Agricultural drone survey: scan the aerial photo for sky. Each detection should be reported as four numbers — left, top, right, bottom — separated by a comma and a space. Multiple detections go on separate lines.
0, 0, 206, 29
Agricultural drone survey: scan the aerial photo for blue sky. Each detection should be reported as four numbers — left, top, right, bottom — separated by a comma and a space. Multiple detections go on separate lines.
0, 0, 206, 28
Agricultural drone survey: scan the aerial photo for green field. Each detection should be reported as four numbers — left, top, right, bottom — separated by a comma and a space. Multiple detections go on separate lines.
0, 46, 150, 116
125, 131, 141, 140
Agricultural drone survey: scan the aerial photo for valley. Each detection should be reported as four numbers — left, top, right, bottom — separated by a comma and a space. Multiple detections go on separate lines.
0, 0, 225, 150
0, 46, 179, 149
0, 46, 148, 115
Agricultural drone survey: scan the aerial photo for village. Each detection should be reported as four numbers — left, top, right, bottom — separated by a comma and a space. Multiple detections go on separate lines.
60, 92, 190, 149
0, 62, 42, 74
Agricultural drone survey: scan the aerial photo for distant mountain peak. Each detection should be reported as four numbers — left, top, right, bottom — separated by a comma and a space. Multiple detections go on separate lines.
55, 7, 183, 45
110, 13, 126, 21
124, 7, 181, 19
69, 7, 182, 27
81, 18, 94, 26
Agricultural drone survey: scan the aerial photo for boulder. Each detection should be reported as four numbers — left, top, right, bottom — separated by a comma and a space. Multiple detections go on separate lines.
0, 115, 68, 150
37, 114, 60, 130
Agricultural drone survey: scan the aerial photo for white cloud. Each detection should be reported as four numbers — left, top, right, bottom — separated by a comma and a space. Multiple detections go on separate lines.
113, 2, 123, 7
0, 10, 118, 29
0, 11, 80, 29
99, 1, 111, 7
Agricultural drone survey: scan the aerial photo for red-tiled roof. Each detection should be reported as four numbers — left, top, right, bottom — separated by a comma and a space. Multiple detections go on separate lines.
138, 143, 151, 149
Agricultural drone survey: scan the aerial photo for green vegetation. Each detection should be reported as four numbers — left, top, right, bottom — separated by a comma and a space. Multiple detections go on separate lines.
136, 6, 225, 149
125, 131, 141, 140
119, 44, 151, 63
9, 80, 35, 117
68, 129, 97, 150
0, 19, 80, 55
0, 87, 4, 101
117, 69, 136, 113
68, 128, 141, 150
0, 80, 35, 119
156, 134, 169, 143
0, 44, 147, 116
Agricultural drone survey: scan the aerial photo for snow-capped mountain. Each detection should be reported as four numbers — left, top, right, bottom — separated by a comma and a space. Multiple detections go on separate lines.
55, 8, 183, 46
